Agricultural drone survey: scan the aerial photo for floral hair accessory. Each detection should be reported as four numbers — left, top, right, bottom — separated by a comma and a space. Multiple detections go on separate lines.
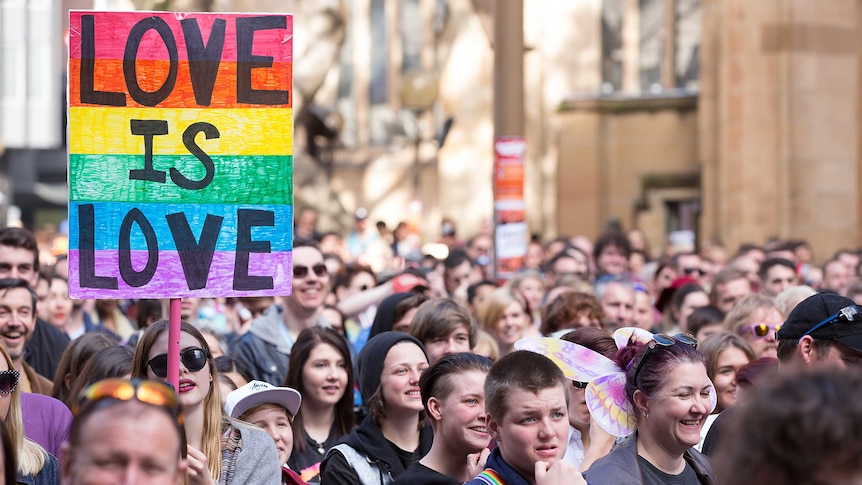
515, 327, 716, 437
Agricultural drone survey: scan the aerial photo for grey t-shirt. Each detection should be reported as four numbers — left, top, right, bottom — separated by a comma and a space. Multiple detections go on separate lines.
638, 455, 701, 485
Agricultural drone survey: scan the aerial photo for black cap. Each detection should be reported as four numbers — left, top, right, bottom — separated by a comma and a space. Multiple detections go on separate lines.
356, 331, 427, 401
776, 293, 862, 351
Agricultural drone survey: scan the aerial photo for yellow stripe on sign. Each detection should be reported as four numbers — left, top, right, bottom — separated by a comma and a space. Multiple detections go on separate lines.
69, 107, 293, 156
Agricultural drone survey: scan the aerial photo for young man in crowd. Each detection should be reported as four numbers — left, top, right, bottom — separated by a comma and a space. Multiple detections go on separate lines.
466, 350, 582, 485
0, 227, 69, 381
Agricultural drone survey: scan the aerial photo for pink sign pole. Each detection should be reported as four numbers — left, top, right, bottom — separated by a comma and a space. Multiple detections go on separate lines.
167, 298, 182, 391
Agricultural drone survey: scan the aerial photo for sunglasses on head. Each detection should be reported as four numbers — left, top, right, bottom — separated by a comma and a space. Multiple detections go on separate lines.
0, 370, 19, 394
146, 348, 209, 379
743, 323, 781, 338
73, 378, 187, 456
75, 378, 180, 416
293, 264, 327, 279
799, 305, 862, 340
632, 333, 698, 387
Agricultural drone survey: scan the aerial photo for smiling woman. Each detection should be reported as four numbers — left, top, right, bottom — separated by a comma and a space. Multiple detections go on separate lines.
583, 334, 718, 485
319, 332, 432, 485
393, 353, 493, 485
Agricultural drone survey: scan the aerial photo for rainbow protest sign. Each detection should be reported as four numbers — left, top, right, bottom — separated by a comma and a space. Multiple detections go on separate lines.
67, 11, 293, 299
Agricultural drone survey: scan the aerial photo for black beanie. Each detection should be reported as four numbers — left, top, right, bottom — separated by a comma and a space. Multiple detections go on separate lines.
356, 331, 427, 400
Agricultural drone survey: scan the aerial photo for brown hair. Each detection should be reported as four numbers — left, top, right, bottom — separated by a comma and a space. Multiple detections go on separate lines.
284, 327, 355, 452
541, 292, 604, 335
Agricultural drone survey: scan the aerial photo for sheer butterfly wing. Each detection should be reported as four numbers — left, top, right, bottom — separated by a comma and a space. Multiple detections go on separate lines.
515, 337, 620, 382
613, 327, 654, 349
585, 372, 637, 437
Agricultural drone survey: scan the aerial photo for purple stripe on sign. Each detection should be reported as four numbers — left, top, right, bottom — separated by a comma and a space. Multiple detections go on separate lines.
68, 249, 292, 299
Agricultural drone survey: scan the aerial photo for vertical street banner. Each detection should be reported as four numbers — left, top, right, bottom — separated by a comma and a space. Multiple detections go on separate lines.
493, 136, 527, 279
67, 11, 294, 299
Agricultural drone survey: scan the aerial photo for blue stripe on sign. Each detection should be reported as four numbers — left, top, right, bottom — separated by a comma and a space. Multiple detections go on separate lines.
68, 201, 294, 252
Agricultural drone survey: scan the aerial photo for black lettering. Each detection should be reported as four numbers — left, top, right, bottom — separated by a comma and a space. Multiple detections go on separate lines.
129, 119, 168, 183
123, 17, 178, 106
233, 209, 274, 291
80, 15, 125, 106
118, 208, 159, 287
171, 122, 218, 190
181, 18, 226, 106
236, 16, 289, 105
166, 212, 223, 290
77, 204, 118, 289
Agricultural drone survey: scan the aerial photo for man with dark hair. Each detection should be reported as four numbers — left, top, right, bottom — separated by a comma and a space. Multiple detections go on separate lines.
465, 351, 579, 485
0, 227, 69, 381
443, 248, 474, 299
833, 248, 860, 277
821, 259, 851, 295
232, 238, 332, 384
710, 268, 752, 314
0, 278, 52, 394
543, 249, 589, 288
409, 298, 477, 364
592, 231, 630, 279
758, 258, 798, 297
671, 251, 705, 285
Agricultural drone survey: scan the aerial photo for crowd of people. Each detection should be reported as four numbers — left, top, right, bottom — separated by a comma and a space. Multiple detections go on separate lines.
4, 210, 862, 484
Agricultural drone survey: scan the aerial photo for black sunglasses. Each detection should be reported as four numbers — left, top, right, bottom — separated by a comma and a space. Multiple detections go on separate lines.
632, 333, 698, 387
0, 370, 19, 394
293, 264, 327, 279
572, 380, 588, 389
147, 348, 209, 378
683, 267, 707, 276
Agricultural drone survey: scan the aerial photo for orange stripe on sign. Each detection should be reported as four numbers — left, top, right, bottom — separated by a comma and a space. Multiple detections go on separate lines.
70, 59, 292, 108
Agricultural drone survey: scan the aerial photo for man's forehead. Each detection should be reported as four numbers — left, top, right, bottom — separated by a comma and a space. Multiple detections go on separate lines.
292, 246, 324, 264
0, 286, 31, 302
0, 245, 35, 264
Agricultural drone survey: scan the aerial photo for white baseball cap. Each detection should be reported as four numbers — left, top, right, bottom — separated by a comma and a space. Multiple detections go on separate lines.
224, 380, 301, 419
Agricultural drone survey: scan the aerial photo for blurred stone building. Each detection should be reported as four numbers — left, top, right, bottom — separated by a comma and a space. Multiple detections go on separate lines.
2, 0, 861, 258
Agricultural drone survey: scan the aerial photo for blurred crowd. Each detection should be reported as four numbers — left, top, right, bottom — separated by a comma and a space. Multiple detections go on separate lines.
4, 207, 862, 484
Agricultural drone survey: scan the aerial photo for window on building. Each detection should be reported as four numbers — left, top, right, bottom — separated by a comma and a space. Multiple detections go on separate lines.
601, 0, 700, 95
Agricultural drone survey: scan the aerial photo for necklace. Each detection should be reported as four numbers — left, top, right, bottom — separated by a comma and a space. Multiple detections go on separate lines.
309, 435, 326, 455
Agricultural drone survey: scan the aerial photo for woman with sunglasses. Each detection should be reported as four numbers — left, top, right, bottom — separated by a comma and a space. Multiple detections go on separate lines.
132, 320, 281, 485
284, 327, 355, 483
319, 332, 432, 485
0, 343, 59, 483
723, 294, 783, 358
393, 352, 492, 485
583, 333, 717, 485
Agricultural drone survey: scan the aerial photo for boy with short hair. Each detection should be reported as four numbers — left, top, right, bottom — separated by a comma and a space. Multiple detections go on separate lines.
466, 351, 584, 485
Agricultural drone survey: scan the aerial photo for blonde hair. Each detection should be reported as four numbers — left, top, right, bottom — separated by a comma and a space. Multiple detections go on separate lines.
471, 329, 500, 362
131, 320, 224, 481
478, 288, 527, 332
723, 294, 781, 336
0, 345, 46, 475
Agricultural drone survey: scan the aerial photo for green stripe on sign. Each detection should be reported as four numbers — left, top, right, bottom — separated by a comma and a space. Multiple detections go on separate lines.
69, 154, 293, 205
